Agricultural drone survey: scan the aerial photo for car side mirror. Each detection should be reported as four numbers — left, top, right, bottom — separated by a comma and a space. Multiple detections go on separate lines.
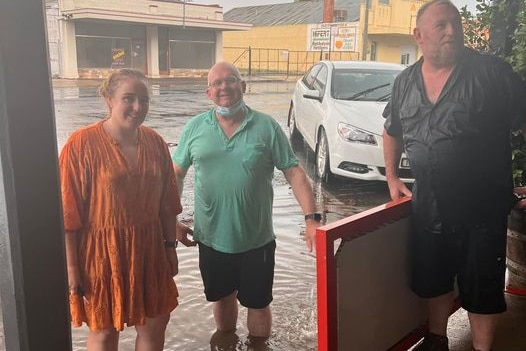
303, 89, 322, 102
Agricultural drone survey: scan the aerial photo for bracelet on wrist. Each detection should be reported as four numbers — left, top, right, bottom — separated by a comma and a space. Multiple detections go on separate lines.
164, 239, 178, 248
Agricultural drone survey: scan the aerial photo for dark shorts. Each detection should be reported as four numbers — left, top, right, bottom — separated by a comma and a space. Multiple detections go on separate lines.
411, 217, 507, 314
198, 240, 276, 309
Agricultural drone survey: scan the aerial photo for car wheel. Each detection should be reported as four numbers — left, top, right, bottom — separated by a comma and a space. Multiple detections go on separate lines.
316, 129, 333, 183
288, 104, 301, 140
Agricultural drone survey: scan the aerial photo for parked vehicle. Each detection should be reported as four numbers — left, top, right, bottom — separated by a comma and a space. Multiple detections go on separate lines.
288, 60, 413, 183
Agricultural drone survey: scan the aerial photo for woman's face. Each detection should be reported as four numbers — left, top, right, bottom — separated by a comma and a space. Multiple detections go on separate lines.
106, 77, 150, 129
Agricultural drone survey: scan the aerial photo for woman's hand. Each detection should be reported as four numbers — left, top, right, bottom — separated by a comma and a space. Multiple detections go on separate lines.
165, 248, 179, 277
67, 265, 83, 296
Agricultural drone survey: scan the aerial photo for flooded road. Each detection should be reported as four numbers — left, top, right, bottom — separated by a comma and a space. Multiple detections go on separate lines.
1, 78, 391, 351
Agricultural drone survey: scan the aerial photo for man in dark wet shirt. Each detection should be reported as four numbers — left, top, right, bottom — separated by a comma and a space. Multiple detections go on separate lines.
382, 1, 526, 351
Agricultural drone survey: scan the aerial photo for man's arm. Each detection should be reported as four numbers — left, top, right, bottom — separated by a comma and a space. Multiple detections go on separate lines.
173, 163, 188, 197
283, 165, 319, 252
172, 163, 196, 247
383, 129, 412, 200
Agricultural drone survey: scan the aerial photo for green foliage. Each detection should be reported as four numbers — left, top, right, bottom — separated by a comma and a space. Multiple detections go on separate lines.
512, 131, 526, 186
508, 7, 526, 78
462, 0, 526, 185
460, 5, 491, 52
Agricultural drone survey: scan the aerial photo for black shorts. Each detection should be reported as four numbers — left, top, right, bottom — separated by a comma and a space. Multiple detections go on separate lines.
198, 240, 276, 309
411, 217, 507, 314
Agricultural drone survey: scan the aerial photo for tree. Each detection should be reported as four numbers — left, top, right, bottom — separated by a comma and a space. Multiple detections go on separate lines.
461, 0, 525, 76
462, 0, 526, 185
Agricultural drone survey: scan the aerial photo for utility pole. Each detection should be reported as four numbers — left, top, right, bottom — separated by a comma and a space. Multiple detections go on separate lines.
323, 0, 334, 23
361, 0, 370, 61
323, 0, 335, 60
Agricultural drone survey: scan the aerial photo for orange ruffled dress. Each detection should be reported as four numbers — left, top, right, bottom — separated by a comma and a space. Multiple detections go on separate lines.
59, 121, 181, 331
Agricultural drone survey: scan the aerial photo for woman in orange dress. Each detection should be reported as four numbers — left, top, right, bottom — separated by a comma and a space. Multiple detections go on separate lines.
60, 69, 181, 351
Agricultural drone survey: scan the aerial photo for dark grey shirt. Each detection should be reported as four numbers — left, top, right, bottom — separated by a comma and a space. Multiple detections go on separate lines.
384, 48, 526, 226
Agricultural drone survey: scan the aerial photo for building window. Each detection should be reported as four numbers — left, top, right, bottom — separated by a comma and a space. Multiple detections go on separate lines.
169, 28, 215, 69
334, 9, 347, 22
75, 22, 145, 70
378, 0, 389, 4
170, 41, 215, 69
76, 36, 132, 68
401, 53, 410, 65
370, 42, 377, 61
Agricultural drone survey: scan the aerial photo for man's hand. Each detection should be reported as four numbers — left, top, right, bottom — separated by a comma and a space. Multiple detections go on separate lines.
305, 219, 320, 253
514, 187, 526, 209
386, 176, 412, 200
176, 221, 197, 247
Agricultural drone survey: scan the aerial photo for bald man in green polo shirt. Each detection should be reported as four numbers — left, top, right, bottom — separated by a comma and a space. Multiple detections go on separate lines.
172, 62, 320, 341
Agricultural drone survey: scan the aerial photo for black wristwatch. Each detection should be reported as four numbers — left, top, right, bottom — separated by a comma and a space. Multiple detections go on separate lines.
304, 213, 322, 222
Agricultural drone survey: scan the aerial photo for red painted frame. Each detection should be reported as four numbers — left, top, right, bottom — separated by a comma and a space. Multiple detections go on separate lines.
315, 196, 464, 351
505, 284, 526, 297
315, 197, 413, 351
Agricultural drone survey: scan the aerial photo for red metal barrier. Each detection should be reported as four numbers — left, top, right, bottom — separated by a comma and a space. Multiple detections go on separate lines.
315, 197, 465, 351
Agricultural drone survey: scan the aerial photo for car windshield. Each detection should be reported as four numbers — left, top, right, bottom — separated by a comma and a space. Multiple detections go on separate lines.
331, 69, 402, 101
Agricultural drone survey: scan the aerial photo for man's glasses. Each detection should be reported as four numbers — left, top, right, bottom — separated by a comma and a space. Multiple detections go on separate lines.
208, 76, 240, 88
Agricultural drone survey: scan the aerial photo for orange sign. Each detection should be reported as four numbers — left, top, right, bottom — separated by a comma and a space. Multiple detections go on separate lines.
111, 48, 125, 67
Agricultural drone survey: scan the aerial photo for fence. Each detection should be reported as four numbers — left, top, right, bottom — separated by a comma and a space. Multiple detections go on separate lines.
223, 46, 360, 77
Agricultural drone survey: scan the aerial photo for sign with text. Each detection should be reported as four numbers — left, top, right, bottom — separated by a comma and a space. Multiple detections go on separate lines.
111, 48, 126, 67
307, 22, 359, 52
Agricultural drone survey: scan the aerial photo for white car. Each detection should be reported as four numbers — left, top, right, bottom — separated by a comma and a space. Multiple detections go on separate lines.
288, 60, 413, 183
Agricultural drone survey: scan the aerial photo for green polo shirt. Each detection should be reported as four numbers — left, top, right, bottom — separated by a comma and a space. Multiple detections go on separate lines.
172, 107, 299, 253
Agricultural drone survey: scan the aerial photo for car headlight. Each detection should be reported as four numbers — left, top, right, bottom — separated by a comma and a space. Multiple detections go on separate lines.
337, 122, 377, 145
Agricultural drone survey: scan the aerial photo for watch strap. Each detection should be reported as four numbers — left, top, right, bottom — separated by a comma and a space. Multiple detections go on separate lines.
164, 240, 178, 248
304, 213, 322, 221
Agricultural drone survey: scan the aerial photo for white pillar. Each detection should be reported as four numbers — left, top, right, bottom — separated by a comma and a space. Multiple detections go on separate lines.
59, 19, 78, 78
215, 31, 223, 62
146, 25, 160, 78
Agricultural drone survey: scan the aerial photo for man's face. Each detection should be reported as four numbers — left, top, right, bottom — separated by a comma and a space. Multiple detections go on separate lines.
206, 64, 246, 107
414, 3, 464, 66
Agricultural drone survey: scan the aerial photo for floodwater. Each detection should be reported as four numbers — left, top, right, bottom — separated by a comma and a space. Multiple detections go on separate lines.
1, 78, 391, 351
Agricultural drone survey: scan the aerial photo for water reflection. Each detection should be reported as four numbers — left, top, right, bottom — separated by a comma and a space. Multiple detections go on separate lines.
209, 330, 241, 351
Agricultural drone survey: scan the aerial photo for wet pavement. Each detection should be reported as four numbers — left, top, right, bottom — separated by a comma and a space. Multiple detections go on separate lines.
1, 77, 524, 350
36, 77, 390, 351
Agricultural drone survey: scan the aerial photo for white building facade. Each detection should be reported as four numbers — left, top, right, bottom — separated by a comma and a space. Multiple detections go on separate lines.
45, 0, 251, 78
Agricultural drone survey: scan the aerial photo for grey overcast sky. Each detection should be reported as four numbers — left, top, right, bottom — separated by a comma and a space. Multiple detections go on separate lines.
192, 0, 478, 13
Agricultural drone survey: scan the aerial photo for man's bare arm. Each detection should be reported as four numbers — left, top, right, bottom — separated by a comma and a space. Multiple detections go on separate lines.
383, 129, 412, 200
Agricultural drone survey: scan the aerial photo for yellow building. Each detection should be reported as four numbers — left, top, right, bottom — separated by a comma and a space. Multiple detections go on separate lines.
223, 0, 428, 75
